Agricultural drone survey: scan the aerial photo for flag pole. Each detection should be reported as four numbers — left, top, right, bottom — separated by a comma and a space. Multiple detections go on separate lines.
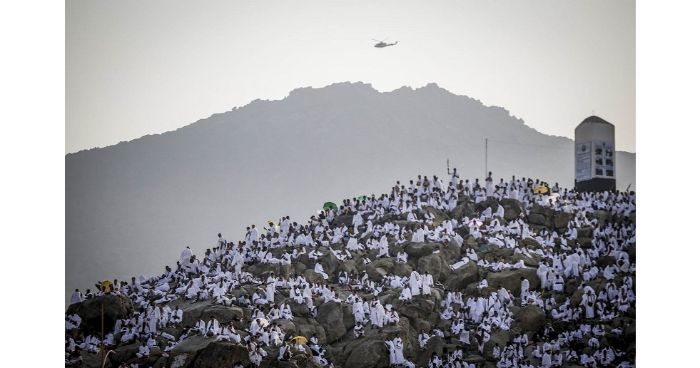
485, 138, 488, 178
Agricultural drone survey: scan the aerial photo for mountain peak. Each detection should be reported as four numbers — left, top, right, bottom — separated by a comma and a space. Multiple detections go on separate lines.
287, 81, 378, 98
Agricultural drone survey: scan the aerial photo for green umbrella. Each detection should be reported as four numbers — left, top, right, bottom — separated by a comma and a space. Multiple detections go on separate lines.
355, 195, 369, 201
323, 202, 338, 210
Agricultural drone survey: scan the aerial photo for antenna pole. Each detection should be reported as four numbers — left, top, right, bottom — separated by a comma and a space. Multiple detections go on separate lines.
100, 303, 104, 367
447, 159, 450, 176
485, 138, 488, 178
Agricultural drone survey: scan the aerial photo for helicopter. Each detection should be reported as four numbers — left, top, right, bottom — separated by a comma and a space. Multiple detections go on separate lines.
373, 39, 399, 48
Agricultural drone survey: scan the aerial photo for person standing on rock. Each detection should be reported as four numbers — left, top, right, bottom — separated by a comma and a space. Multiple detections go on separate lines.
520, 277, 530, 304
409, 271, 421, 296
386, 338, 397, 365
399, 285, 413, 301
392, 336, 406, 365
180, 246, 193, 264
352, 297, 366, 324
265, 272, 276, 303
370, 299, 385, 328
422, 273, 434, 295
485, 172, 494, 198
70, 288, 83, 305
537, 263, 550, 290
581, 290, 597, 319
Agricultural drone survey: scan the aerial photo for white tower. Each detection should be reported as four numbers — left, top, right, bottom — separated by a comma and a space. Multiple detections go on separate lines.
574, 116, 616, 192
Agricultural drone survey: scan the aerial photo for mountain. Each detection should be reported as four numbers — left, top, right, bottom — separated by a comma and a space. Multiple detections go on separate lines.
66, 82, 635, 303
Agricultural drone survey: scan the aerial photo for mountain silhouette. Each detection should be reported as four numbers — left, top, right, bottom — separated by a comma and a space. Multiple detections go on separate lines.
66, 81, 635, 304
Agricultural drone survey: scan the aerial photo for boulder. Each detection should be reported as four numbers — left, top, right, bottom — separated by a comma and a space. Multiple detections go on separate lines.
553, 212, 573, 230
577, 226, 594, 239
366, 258, 396, 281
484, 329, 511, 360
178, 301, 244, 328
318, 250, 341, 277
191, 341, 250, 368
528, 213, 547, 226
451, 201, 477, 220
416, 336, 446, 367
333, 214, 354, 227
393, 262, 413, 277
628, 244, 636, 262
578, 237, 593, 248
343, 337, 390, 368
289, 352, 323, 368
500, 198, 523, 221
486, 268, 540, 296
290, 302, 311, 318
404, 243, 435, 259
423, 207, 449, 224
598, 255, 617, 267
512, 253, 541, 268
66, 294, 134, 335
171, 335, 216, 355
416, 253, 451, 282
294, 317, 328, 344
514, 305, 546, 333
337, 259, 358, 274
108, 341, 140, 366
520, 237, 541, 249
167, 336, 218, 368
273, 318, 297, 336
444, 261, 479, 290
303, 268, 326, 284
317, 302, 348, 342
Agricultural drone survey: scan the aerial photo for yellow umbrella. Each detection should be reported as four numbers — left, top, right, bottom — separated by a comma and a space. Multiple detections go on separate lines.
534, 185, 549, 194
292, 336, 308, 344
100, 280, 113, 293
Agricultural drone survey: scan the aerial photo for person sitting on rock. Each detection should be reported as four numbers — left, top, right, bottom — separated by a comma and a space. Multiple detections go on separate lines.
217, 322, 241, 343
277, 341, 292, 361
249, 345, 267, 367
314, 262, 329, 280
136, 340, 150, 359
399, 285, 413, 302
396, 249, 408, 263
520, 277, 530, 304
354, 322, 365, 338
418, 330, 430, 349
384, 305, 400, 325
428, 352, 443, 368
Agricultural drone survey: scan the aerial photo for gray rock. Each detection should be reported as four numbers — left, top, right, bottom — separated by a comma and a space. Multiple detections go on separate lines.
405, 243, 435, 259
317, 302, 348, 342
444, 261, 479, 290
191, 341, 250, 368
66, 294, 134, 335
343, 337, 390, 368
416, 253, 451, 282
500, 198, 523, 221
514, 305, 546, 333
486, 268, 540, 296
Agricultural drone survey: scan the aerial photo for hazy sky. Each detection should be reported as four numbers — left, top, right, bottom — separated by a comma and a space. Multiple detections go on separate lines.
66, 0, 635, 154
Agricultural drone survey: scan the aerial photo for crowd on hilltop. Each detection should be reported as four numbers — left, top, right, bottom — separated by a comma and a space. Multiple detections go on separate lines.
66, 170, 635, 368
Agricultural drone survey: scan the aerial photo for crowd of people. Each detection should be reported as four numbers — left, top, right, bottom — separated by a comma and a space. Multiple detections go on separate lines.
66, 169, 635, 367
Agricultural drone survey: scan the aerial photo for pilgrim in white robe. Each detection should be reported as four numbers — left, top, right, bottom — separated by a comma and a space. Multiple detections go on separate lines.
314, 263, 329, 280
421, 274, 434, 295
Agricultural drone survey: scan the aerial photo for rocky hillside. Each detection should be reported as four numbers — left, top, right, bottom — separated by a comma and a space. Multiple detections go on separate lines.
65, 174, 636, 367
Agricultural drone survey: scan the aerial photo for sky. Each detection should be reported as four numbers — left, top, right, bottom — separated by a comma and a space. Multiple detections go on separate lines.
66, 0, 635, 154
